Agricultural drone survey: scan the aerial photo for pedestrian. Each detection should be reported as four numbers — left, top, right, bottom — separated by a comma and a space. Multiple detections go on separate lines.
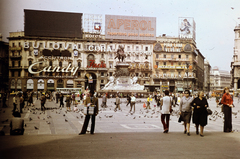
129, 94, 136, 113
191, 91, 209, 137
56, 92, 59, 103
179, 90, 194, 136
126, 94, 131, 106
10, 111, 24, 135
40, 93, 46, 113
59, 93, 64, 108
114, 95, 121, 111
146, 95, 152, 109
2, 92, 7, 108
19, 94, 24, 113
221, 87, 233, 133
12, 94, 17, 112
66, 94, 71, 111
102, 93, 107, 108
216, 93, 220, 107
79, 92, 99, 135
156, 95, 161, 108
160, 90, 172, 133
72, 93, 76, 105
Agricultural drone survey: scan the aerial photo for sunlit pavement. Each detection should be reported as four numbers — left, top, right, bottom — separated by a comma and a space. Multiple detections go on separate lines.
0, 96, 240, 159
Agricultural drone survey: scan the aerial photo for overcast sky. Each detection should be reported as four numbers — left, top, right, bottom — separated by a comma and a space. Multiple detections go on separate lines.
0, 0, 240, 71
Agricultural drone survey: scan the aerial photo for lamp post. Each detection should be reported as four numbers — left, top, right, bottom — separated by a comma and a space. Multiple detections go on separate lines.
186, 62, 190, 90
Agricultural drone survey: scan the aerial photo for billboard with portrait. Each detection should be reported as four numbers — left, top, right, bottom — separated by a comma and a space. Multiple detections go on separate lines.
178, 17, 196, 41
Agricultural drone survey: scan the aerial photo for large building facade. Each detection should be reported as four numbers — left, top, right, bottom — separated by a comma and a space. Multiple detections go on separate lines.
231, 24, 240, 91
210, 66, 231, 90
204, 60, 211, 92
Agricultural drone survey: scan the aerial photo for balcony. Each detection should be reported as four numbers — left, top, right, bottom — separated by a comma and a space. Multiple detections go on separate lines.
10, 55, 22, 59
9, 66, 22, 70
156, 65, 187, 69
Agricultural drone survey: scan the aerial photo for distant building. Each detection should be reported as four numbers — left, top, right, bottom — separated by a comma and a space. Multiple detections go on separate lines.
210, 66, 231, 91
204, 60, 211, 92
230, 24, 240, 92
0, 33, 9, 93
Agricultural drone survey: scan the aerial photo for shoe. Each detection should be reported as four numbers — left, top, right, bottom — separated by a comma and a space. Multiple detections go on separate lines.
187, 132, 190, 136
200, 134, 204, 137
184, 130, 187, 134
78, 133, 85, 135
196, 131, 199, 135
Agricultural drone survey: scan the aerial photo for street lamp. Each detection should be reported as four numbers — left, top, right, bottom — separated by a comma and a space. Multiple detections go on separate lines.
186, 62, 190, 89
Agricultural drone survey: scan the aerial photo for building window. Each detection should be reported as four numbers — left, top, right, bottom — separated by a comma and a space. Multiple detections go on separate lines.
12, 71, 14, 77
78, 62, 81, 67
178, 72, 181, 76
29, 61, 32, 66
49, 61, 52, 66
101, 54, 104, 58
18, 61, 21, 67
101, 72, 104, 76
87, 54, 95, 66
78, 44, 81, 49
179, 55, 181, 58
127, 55, 130, 59
18, 42, 21, 46
18, 71, 21, 77
145, 47, 148, 51
178, 62, 181, 65
186, 55, 189, 59
156, 62, 159, 66
163, 62, 166, 66
171, 62, 173, 66
101, 80, 104, 83
40, 72, 43, 76
109, 53, 113, 58
136, 46, 139, 51
171, 54, 174, 59
145, 73, 148, 77
145, 55, 148, 59
156, 54, 159, 58
109, 63, 113, 68
59, 61, 62, 67
136, 55, 139, 60
78, 72, 81, 77
12, 61, 15, 67
12, 43, 15, 47
164, 54, 166, 58
136, 73, 139, 77
127, 46, 130, 51
110, 72, 113, 76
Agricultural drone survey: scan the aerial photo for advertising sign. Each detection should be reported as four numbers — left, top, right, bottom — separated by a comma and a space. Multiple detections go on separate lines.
178, 17, 196, 40
105, 15, 156, 40
83, 14, 103, 34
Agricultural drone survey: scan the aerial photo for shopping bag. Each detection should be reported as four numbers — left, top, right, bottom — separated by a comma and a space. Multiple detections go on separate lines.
143, 103, 146, 108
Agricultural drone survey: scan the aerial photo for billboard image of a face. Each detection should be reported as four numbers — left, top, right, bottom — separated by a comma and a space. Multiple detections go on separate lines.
178, 17, 196, 40
105, 15, 156, 41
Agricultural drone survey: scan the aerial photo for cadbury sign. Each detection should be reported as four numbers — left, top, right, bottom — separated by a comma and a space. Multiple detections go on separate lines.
105, 15, 156, 41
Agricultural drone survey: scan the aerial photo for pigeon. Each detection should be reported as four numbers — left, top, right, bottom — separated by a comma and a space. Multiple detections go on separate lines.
109, 115, 113, 118
46, 121, 50, 124
34, 126, 38, 130
76, 116, 79, 119
65, 119, 68, 122
63, 114, 65, 116
25, 124, 27, 127
43, 118, 45, 120
133, 117, 136, 119
38, 116, 40, 119
29, 117, 32, 121
81, 115, 84, 119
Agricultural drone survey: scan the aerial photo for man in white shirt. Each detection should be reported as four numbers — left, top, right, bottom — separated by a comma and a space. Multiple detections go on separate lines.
129, 94, 136, 113
160, 90, 172, 133
12, 94, 17, 112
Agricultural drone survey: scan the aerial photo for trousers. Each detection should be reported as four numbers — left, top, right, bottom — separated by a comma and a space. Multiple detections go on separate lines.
80, 115, 96, 134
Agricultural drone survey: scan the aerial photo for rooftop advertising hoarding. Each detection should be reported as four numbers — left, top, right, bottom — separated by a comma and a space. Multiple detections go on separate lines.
105, 15, 156, 41
24, 9, 82, 38
178, 17, 196, 41
83, 14, 103, 34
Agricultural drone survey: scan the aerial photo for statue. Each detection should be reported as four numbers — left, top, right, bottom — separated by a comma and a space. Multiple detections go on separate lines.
114, 45, 126, 62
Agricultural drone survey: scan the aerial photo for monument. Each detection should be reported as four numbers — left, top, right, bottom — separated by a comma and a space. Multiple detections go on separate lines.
100, 45, 146, 95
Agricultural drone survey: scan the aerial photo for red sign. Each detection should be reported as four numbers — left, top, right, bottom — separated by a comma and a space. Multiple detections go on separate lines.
87, 60, 106, 68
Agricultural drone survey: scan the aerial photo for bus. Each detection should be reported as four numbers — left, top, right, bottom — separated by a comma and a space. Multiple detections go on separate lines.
56, 88, 82, 95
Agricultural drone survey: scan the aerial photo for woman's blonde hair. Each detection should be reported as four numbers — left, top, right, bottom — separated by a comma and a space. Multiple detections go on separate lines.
223, 87, 229, 94
197, 91, 204, 97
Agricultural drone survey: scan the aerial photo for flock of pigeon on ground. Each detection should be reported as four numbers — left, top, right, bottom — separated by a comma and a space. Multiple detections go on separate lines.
1, 99, 239, 132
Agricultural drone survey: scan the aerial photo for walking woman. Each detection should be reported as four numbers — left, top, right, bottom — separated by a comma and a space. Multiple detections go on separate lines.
221, 87, 233, 133
179, 90, 194, 136
191, 91, 208, 137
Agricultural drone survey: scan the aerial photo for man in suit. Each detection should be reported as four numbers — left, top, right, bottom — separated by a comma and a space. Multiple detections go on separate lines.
79, 91, 99, 135
114, 95, 121, 111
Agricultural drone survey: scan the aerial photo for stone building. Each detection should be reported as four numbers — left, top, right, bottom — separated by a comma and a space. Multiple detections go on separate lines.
204, 60, 211, 92
210, 66, 231, 91
151, 35, 201, 93
231, 24, 240, 91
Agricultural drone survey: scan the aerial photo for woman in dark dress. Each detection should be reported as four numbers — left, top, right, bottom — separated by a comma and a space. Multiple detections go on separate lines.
191, 91, 208, 137
221, 87, 233, 132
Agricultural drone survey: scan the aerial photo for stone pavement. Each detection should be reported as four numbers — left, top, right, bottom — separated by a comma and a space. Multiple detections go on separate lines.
0, 96, 240, 158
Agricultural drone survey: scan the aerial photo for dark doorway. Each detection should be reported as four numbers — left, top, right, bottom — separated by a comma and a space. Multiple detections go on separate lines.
85, 73, 97, 93
238, 79, 240, 89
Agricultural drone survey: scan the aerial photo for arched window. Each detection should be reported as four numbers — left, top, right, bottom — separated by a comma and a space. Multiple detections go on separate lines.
87, 54, 95, 66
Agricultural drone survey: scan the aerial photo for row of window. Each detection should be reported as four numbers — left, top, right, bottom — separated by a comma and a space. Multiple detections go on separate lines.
156, 62, 187, 66
156, 54, 189, 59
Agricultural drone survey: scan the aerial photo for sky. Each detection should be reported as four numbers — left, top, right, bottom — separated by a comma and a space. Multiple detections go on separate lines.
0, 0, 240, 71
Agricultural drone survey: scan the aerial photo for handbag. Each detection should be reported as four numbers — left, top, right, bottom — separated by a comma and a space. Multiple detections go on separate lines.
207, 108, 212, 115
178, 115, 183, 123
